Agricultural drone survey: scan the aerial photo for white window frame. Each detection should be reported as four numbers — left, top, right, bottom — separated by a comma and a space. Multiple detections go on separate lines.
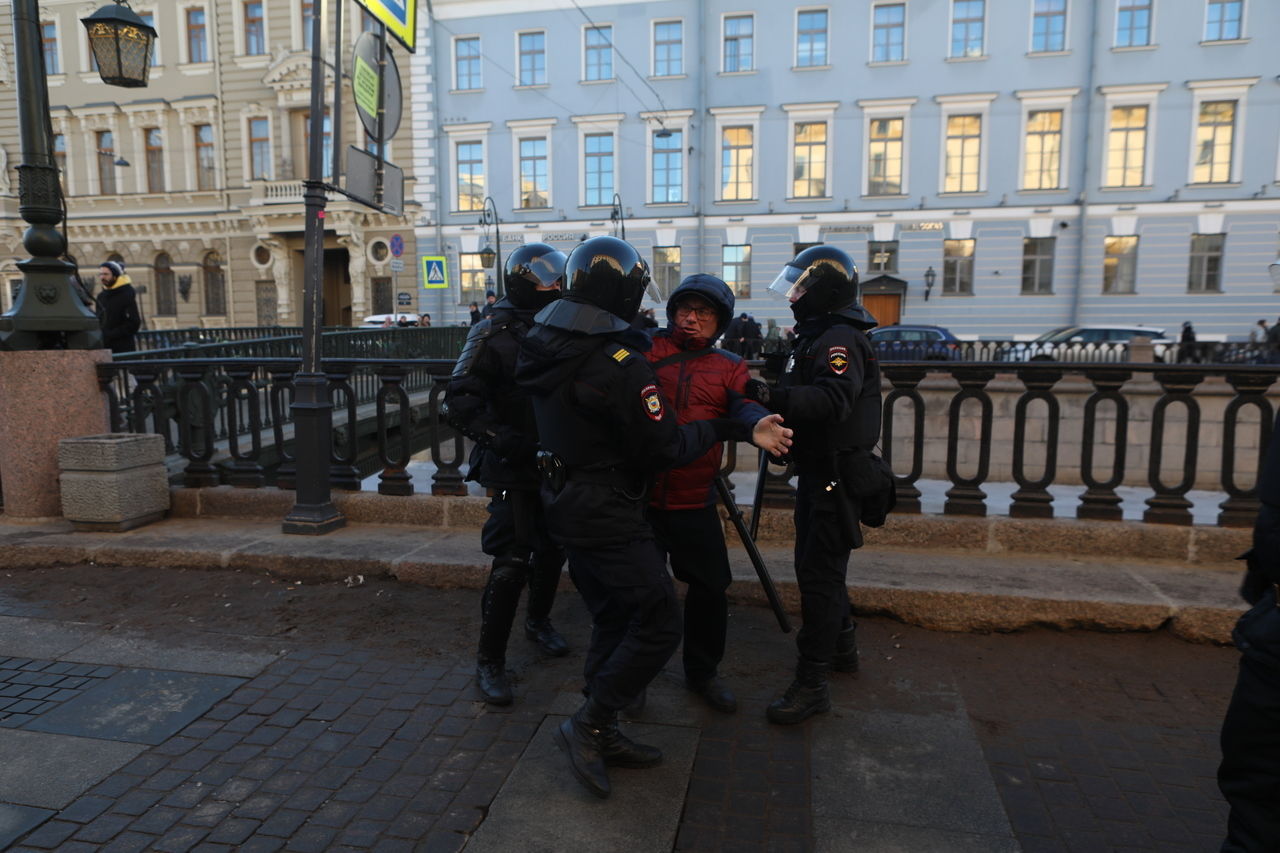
1114, 0, 1154, 49
1203, 0, 1247, 42
641, 109, 693, 205
443, 122, 491, 213
514, 29, 547, 88
1015, 88, 1078, 191
507, 117, 557, 211
1028, 0, 1070, 54
935, 93, 996, 195
1098, 83, 1167, 189
720, 12, 755, 74
1185, 77, 1257, 186
581, 22, 615, 83
793, 7, 830, 69
452, 34, 483, 91
782, 102, 838, 201
77, 108, 121, 194
243, 113, 274, 182
650, 18, 684, 78
710, 105, 764, 203
572, 113, 623, 208
41, 18, 65, 80
134, 8, 162, 71
948, 0, 987, 60
122, 103, 171, 194
174, 98, 219, 191
50, 111, 74, 194
858, 97, 915, 197
869, 2, 908, 64
180, 3, 212, 67
234, 0, 270, 61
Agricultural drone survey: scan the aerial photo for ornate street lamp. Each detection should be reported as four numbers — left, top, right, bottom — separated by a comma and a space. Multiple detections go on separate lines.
923, 265, 937, 301
1270, 256, 1280, 288
81, 2, 158, 88
610, 193, 626, 240
478, 197, 501, 293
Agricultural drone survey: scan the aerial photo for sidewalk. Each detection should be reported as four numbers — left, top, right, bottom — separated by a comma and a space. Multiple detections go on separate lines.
0, 559, 1237, 852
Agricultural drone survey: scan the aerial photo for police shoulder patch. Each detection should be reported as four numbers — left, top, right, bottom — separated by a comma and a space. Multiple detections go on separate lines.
827, 345, 850, 375
640, 383, 664, 421
609, 347, 634, 365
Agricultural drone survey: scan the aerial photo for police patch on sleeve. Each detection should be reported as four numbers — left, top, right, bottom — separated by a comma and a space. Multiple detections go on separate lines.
828, 345, 850, 375
640, 383, 664, 421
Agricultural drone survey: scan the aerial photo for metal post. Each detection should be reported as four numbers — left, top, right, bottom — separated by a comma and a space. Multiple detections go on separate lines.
283, 0, 344, 534
482, 196, 502, 298
0, 0, 103, 351
611, 193, 626, 241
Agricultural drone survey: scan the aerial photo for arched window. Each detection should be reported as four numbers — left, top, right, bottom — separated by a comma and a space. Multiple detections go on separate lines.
154, 252, 176, 316
203, 250, 226, 316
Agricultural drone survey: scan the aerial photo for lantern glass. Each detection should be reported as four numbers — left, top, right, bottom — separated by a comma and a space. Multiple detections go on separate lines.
82, 4, 157, 88
479, 245, 497, 269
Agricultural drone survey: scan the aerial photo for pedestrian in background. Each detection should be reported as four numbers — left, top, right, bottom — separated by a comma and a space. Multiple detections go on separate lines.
1178, 322, 1198, 363
481, 290, 498, 319
419, 313, 432, 327
1218, 406, 1280, 851
469, 302, 482, 326
95, 260, 140, 354
1249, 319, 1268, 345
741, 314, 763, 360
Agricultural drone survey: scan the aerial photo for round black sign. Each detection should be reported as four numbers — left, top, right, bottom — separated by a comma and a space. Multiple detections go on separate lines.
352, 32, 403, 143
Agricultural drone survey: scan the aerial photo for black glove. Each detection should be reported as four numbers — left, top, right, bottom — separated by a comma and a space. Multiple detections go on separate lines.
743, 379, 771, 407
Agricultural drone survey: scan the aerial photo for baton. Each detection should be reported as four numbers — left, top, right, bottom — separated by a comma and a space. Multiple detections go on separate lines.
714, 474, 792, 633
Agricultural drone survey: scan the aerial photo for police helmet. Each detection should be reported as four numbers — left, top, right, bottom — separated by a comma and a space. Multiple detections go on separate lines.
503, 242, 566, 310
768, 245, 859, 320
563, 236, 656, 322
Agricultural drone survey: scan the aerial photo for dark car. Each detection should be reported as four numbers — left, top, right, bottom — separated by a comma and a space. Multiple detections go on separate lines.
867, 324, 962, 361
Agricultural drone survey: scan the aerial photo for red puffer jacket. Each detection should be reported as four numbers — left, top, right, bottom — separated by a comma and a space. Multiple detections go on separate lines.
646, 331, 768, 510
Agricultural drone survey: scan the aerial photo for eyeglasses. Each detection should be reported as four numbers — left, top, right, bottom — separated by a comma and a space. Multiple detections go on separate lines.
674, 304, 716, 320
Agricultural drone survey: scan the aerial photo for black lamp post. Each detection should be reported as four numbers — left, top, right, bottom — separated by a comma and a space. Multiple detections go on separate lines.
478, 196, 501, 295
81, 2, 157, 88
1269, 256, 1280, 289
610, 193, 626, 240
0, 0, 156, 350
923, 265, 937, 301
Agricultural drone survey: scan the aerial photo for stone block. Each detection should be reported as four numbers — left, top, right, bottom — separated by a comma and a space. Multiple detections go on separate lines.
57, 433, 164, 472
58, 466, 169, 532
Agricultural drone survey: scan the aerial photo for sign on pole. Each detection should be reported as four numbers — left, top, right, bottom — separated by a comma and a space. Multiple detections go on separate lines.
353, 0, 417, 52
421, 256, 448, 290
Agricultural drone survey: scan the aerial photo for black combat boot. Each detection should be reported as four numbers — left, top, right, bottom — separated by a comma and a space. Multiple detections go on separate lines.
475, 659, 512, 706
524, 618, 569, 657
598, 718, 663, 768
475, 563, 523, 706
766, 657, 831, 725
687, 674, 738, 714
555, 698, 615, 798
831, 623, 859, 673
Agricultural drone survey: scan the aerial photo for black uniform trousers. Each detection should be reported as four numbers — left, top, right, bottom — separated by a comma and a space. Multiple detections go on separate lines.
650, 506, 732, 685
1218, 592, 1280, 852
480, 487, 564, 605
793, 473, 854, 663
567, 538, 682, 712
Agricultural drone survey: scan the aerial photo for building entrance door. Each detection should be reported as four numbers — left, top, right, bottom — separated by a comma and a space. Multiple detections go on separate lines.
322, 248, 352, 326
862, 293, 901, 327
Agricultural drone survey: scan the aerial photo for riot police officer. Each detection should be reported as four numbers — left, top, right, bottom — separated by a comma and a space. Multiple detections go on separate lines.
445, 243, 570, 706
748, 245, 880, 724
515, 236, 791, 798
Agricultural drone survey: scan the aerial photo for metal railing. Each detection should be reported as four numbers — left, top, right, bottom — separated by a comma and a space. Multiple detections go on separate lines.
873, 339, 1272, 365
96, 352, 1280, 528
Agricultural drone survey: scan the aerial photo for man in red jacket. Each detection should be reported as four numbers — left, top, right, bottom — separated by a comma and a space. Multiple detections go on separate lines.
647, 274, 775, 713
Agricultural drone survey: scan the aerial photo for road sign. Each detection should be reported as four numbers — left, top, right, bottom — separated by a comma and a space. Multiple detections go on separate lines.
397, 291, 412, 306
389, 258, 405, 273
390, 234, 404, 257
421, 256, 448, 290
352, 33, 402, 141
353, 0, 416, 52
345, 146, 403, 215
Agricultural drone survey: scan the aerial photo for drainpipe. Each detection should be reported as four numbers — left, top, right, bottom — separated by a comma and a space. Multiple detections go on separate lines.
1068, 0, 1102, 325
695, 0, 707, 275
425, 0, 448, 323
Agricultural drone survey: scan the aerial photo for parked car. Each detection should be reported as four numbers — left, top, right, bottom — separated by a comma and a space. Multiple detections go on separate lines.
868, 324, 963, 361
1001, 325, 1172, 363
361, 314, 418, 327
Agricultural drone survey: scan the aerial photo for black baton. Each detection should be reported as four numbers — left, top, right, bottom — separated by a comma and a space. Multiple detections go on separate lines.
714, 475, 792, 633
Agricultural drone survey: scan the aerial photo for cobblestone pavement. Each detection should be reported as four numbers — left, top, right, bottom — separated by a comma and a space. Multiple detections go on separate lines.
0, 564, 1239, 852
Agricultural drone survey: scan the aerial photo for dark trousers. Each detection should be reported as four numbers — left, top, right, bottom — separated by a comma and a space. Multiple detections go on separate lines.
476, 489, 565, 662
793, 476, 853, 662
567, 538, 682, 712
1219, 654, 1280, 851
650, 505, 731, 685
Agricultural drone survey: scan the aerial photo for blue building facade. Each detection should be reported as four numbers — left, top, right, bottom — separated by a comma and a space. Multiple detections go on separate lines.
411, 0, 1280, 340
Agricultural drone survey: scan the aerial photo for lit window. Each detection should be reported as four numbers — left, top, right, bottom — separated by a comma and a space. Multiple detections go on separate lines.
1031, 0, 1067, 52
459, 252, 488, 304
652, 129, 683, 203
519, 137, 549, 208
584, 26, 613, 81
1023, 109, 1063, 189
584, 133, 614, 206
724, 15, 754, 72
872, 4, 905, 62
1188, 234, 1224, 292
720, 126, 753, 200
1104, 105, 1147, 187
518, 32, 545, 86
943, 239, 975, 294
791, 122, 827, 198
653, 247, 682, 299
796, 10, 827, 67
1192, 100, 1235, 184
722, 245, 751, 297
1022, 237, 1055, 294
653, 21, 682, 76
951, 0, 985, 57
456, 141, 484, 211
1205, 0, 1242, 40
1103, 235, 1139, 293
455, 37, 481, 89
867, 117, 903, 196
1116, 0, 1151, 47
944, 114, 981, 192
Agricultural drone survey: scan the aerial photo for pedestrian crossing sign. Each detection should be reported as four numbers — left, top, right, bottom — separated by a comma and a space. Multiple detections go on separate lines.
421, 256, 448, 290
353, 0, 417, 52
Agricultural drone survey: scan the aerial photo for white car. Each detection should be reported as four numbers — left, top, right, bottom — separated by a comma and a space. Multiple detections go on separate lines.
1001, 325, 1173, 363
360, 314, 419, 327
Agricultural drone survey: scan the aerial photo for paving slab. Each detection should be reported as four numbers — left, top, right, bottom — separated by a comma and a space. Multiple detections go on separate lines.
0, 615, 102, 659
0, 802, 53, 848
0, 728, 145, 809
464, 715, 698, 853
816, 819, 1022, 852
812, 701, 1017, 845
22, 668, 244, 745
63, 630, 283, 677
